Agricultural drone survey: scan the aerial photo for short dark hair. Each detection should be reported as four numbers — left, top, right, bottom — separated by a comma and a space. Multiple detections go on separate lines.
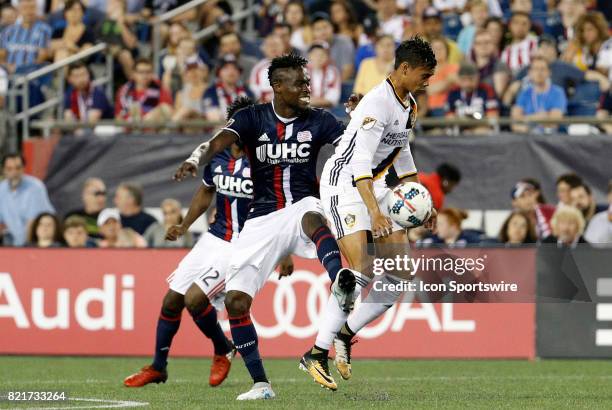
118, 183, 143, 206
572, 183, 592, 196
511, 11, 531, 22
28, 212, 62, 245
437, 163, 461, 184
64, 0, 84, 13
394, 36, 436, 71
2, 152, 25, 167
267, 53, 308, 85
67, 61, 88, 76
134, 57, 152, 68
521, 178, 545, 203
556, 173, 582, 188
273, 22, 292, 34
498, 210, 537, 244
227, 96, 254, 120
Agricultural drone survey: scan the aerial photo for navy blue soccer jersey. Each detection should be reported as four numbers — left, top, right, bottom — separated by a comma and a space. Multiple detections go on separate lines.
222, 103, 345, 219
203, 149, 253, 241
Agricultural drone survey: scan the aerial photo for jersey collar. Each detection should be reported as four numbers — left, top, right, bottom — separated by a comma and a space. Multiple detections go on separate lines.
386, 78, 411, 111
271, 101, 298, 123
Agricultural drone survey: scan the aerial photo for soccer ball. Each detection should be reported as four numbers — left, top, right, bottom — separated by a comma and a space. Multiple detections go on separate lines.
386, 182, 433, 228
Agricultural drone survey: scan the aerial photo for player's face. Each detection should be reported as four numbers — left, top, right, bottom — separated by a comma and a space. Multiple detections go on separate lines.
399, 64, 434, 94
507, 214, 528, 244
64, 226, 88, 247
276, 68, 311, 112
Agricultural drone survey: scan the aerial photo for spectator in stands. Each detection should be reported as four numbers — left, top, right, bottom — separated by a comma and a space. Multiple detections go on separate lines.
97, 208, 121, 247
171, 55, 209, 123
421, 208, 481, 247
143, 198, 193, 248
421, 7, 462, 64
113, 182, 157, 235
203, 15, 260, 61
511, 56, 567, 133
218, 32, 258, 85
26, 212, 62, 248
116, 58, 174, 122
426, 36, 459, 117
597, 88, 612, 134
484, 16, 506, 56
63, 215, 97, 247
116, 226, 148, 247
141, 0, 195, 27
504, 36, 609, 107
498, 210, 537, 245
543, 206, 587, 247
376, 0, 411, 43
562, 12, 609, 74
283, 0, 312, 54
162, 36, 199, 95
311, 12, 355, 82
272, 22, 302, 56
65, 177, 107, 237
203, 54, 253, 121
501, 12, 537, 74
433, 0, 469, 13
306, 41, 341, 109
99, 0, 137, 78
511, 178, 555, 239
0, 0, 51, 72
0, 5, 17, 31
353, 34, 395, 96
545, 0, 585, 50
570, 183, 607, 227
64, 62, 113, 123
418, 163, 462, 210
0, 64, 7, 109
353, 14, 380, 73
0, 153, 55, 246
159, 22, 190, 78
249, 34, 284, 103
49, 0, 94, 63
470, 29, 510, 97
457, 0, 489, 55
584, 181, 612, 245
556, 173, 583, 207
330, 0, 361, 46
445, 61, 499, 133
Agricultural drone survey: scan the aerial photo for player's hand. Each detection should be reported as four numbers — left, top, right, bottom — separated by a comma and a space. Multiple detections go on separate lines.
277, 255, 294, 279
423, 208, 438, 233
165, 225, 186, 241
344, 93, 363, 115
173, 161, 197, 181
371, 211, 393, 238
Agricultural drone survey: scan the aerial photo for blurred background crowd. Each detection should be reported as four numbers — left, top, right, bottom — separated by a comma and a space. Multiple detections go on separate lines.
0, 0, 611, 249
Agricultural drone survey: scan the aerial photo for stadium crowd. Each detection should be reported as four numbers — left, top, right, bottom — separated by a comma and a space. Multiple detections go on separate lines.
0, 0, 611, 248
0, 0, 611, 133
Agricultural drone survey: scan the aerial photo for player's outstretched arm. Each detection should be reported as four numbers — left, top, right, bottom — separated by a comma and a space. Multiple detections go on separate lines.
173, 130, 238, 181
166, 185, 215, 241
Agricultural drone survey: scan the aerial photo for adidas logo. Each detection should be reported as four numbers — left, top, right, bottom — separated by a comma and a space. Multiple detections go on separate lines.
258, 133, 270, 142
214, 165, 222, 173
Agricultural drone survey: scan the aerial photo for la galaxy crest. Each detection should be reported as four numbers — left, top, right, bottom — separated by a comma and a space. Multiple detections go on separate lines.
361, 117, 377, 130
344, 214, 356, 228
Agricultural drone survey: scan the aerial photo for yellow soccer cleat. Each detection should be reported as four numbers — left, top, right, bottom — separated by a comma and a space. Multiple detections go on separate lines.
299, 351, 338, 391
333, 336, 354, 380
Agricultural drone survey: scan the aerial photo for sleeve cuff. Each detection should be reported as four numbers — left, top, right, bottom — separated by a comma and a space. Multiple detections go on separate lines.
397, 171, 418, 179
353, 175, 373, 182
222, 127, 240, 138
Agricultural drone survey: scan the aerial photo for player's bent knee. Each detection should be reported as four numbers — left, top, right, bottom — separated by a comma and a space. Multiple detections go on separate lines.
184, 284, 209, 314
301, 211, 327, 237
161, 290, 185, 316
224, 290, 252, 316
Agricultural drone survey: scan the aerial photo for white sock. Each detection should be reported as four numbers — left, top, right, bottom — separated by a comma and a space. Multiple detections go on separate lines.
314, 271, 371, 350
346, 274, 404, 334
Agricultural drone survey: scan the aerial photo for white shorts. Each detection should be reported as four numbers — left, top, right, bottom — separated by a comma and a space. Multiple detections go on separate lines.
225, 196, 322, 298
166, 232, 230, 310
321, 182, 403, 239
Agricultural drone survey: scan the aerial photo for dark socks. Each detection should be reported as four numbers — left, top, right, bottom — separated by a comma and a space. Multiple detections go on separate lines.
191, 304, 231, 356
310, 345, 329, 359
338, 323, 355, 342
229, 313, 268, 383
310, 225, 342, 282
152, 309, 182, 371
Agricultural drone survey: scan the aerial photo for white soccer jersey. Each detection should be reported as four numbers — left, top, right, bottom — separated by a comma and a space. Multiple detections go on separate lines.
321, 78, 418, 189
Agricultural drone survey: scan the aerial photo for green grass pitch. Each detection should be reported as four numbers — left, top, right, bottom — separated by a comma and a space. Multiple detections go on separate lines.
2, 357, 612, 409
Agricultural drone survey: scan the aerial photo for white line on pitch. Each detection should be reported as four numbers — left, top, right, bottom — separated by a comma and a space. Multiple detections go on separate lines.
8, 397, 149, 410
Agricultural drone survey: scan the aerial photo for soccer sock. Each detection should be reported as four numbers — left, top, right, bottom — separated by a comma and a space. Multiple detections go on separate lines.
152, 309, 182, 371
229, 313, 268, 384
312, 271, 372, 353
346, 274, 404, 334
191, 304, 231, 356
310, 225, 342, 282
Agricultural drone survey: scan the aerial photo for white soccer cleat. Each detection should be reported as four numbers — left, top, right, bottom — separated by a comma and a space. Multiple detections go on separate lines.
331, 268, 357, 313
236, 382, 276, 400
